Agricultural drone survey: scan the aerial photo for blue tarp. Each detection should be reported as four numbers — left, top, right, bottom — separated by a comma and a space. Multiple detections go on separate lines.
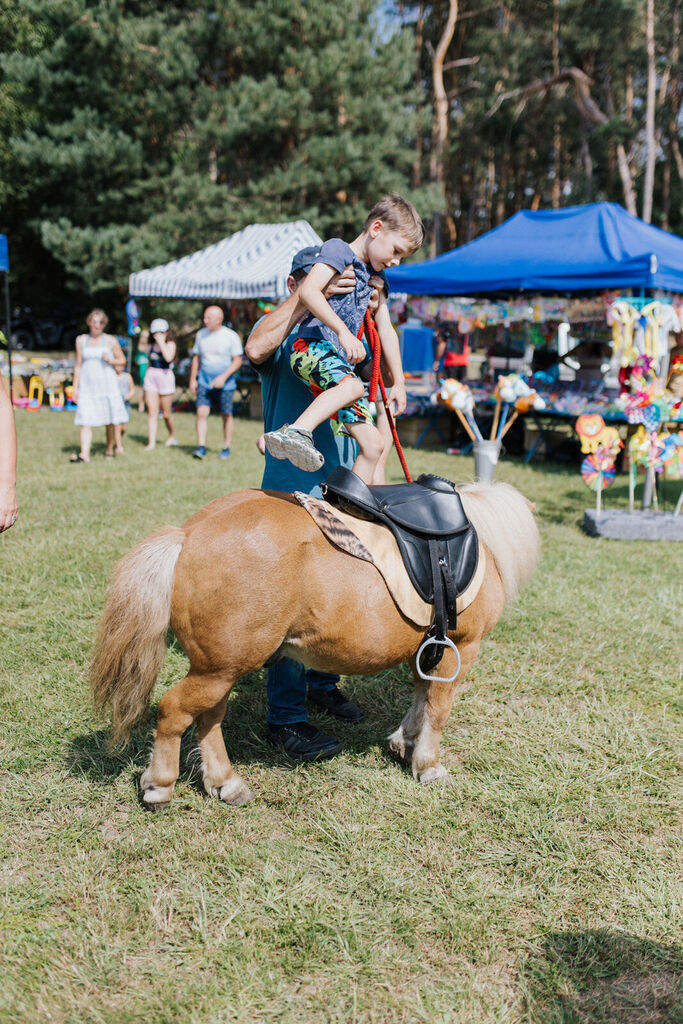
0, 235, 8, 273
386, 203, 683, 295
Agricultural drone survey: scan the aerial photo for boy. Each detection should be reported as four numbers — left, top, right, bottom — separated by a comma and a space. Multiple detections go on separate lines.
264, 193, 424, 483
114, 362, 135, 454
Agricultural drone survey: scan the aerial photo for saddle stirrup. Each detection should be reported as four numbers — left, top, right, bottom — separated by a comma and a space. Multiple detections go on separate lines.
415, 634, 461, 683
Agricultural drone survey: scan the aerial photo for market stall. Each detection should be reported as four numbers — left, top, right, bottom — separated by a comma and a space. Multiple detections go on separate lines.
385, 203, 683, 463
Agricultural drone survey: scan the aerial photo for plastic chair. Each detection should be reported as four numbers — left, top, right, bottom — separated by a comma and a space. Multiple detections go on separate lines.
27, 375, 44, 408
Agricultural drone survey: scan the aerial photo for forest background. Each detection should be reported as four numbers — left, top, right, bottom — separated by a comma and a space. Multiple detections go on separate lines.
1, 0, 681, 324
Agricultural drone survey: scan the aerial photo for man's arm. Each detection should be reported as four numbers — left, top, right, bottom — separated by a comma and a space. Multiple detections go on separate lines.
245, 292, 304, 365
189, 353, 200, 395
245, 268, 358, 365
211, 354, 242, 389
433, 337, 446, 371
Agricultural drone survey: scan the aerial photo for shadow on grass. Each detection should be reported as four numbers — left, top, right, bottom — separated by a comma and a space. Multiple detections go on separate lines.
66, 726, 151, 784
521, 928, 682, 1023
65, 666, 415, 791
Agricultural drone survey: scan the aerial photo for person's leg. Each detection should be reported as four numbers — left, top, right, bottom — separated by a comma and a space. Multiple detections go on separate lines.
79, 425, 92, 461
346, 420, 384, 483
265, 343, 365, 472
196, 404, 209, 446
160, 393, 175, 444
218, 387, 234, 455
267, 658, 309, 726
306, 669, 364, 722
294, 376, 364, 434
114, 423, 125, 454
145, 388, 160, 449
105, 424, 116, 457
371, 401, 393, 485
266, 658, 341, 760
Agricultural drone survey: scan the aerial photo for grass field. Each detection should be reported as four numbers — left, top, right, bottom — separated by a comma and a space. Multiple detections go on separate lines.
1, 408, 680, 1024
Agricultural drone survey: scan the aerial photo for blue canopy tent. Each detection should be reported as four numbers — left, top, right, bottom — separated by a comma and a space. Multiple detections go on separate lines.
386, 203, 683, 295
0, 236, 12, 401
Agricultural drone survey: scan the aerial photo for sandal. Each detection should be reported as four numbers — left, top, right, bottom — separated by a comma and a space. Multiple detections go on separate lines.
69, 453, 89, 463
104, 452, 115, 459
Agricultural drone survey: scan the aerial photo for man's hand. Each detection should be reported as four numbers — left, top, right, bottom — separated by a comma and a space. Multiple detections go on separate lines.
368, 275, 384, 316
339, 327, 368, 364
386, 380, 407, 417
189, 379, 198, 396
210, 375, 226, 389
324, 266, 356, 299
256, 433, 266, 455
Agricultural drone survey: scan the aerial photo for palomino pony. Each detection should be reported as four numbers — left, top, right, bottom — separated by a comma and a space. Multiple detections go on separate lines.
91, 482, 539, 807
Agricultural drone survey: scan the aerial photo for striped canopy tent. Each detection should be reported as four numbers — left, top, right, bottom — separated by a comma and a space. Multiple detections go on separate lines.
129, 221, 323, 301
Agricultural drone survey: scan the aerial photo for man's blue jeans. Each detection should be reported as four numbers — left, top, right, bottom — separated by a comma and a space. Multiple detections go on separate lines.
267, 658, 339, 725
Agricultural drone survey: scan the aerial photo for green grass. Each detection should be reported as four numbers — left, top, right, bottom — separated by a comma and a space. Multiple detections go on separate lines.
1, 409, 680, 1024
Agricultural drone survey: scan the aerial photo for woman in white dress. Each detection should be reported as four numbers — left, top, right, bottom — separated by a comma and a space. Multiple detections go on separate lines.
70, 309, 127, 462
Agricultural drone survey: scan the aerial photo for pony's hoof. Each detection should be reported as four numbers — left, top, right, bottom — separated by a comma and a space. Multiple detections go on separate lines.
140, 770, 175, 808
415, 763, 453, 787
388, 728, 412, 764
207, 775, 255, 806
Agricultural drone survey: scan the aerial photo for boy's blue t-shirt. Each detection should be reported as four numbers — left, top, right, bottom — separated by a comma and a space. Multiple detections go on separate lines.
297, 238, 388, 355
255, 328, 357, 497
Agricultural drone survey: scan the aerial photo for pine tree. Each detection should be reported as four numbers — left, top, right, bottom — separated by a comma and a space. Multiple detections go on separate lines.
1, 0, 424, 313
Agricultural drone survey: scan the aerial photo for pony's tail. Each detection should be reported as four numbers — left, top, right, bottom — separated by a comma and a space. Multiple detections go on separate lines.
91, 526, 185, 749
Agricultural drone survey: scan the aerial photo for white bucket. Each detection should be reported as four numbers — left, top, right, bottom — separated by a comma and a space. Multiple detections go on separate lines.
473, 439, 502, 483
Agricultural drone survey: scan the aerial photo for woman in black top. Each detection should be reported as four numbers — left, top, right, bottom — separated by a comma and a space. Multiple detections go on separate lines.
143, 318, 177, 449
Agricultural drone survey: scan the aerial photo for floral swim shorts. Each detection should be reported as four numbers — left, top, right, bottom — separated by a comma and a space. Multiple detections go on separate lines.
290, 337, 372, 425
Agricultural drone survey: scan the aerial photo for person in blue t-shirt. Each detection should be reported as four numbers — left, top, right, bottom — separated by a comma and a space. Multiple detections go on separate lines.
246, 248, 383, 761
264, 194, 424, 483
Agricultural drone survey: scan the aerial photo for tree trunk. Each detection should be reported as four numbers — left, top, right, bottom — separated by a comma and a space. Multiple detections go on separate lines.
496, 148, 508, 225
487, 63, 639, 213
667, 2, 683, 184
430, 0, 459, 254
661, 144, 671, 230
642, 0, 656, 222
552, 0, 561, 208
412, 1, 425, 188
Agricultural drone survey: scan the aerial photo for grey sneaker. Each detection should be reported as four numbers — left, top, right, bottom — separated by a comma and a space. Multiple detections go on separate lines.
264, 424, 325, 472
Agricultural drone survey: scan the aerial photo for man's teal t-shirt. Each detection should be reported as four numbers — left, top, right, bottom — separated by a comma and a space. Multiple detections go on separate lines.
256, 330, 358, 497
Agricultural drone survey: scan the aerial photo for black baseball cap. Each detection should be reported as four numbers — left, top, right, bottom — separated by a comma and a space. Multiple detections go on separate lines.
290, 246, 322, 276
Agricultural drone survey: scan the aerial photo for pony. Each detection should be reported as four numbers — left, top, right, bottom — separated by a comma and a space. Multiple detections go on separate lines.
91, 482, 539, 807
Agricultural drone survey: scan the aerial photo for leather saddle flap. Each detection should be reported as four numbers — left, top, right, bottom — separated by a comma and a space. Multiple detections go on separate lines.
321, 468, 479, 605
322, 466, 471, 537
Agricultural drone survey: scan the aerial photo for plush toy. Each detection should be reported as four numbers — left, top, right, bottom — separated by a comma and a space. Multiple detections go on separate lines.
491, 374, 545, 440
434, 378, 483, 441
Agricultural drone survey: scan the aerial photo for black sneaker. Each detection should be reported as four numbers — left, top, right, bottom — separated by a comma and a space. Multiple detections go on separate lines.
265, 721, 342, 761
308, 686, 364, 723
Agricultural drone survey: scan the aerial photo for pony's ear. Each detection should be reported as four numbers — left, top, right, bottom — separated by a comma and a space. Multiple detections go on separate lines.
526, 500, 536, 512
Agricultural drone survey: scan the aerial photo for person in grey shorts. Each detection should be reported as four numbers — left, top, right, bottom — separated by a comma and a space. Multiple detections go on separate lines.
189, 305, 243, 459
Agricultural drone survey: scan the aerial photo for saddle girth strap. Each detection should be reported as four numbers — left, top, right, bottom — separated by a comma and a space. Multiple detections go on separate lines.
420, 539, 459, 674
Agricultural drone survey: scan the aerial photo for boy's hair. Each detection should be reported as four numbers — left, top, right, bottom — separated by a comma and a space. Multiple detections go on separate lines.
363, 193, 424, 252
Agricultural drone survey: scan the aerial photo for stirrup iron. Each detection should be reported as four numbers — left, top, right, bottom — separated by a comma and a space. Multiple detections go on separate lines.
415, 635, 461, 683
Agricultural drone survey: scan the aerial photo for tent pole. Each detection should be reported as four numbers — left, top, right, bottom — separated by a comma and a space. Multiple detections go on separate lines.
3, 270, 12, 404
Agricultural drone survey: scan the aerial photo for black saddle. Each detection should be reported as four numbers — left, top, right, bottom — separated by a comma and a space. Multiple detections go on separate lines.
321, 467, 479, 675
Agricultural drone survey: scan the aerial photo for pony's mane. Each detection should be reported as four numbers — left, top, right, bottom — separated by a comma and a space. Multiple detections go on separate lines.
458, 481, 540, 603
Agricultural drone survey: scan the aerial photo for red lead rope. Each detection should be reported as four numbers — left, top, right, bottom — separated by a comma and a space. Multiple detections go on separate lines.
357, 310, 412, 483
